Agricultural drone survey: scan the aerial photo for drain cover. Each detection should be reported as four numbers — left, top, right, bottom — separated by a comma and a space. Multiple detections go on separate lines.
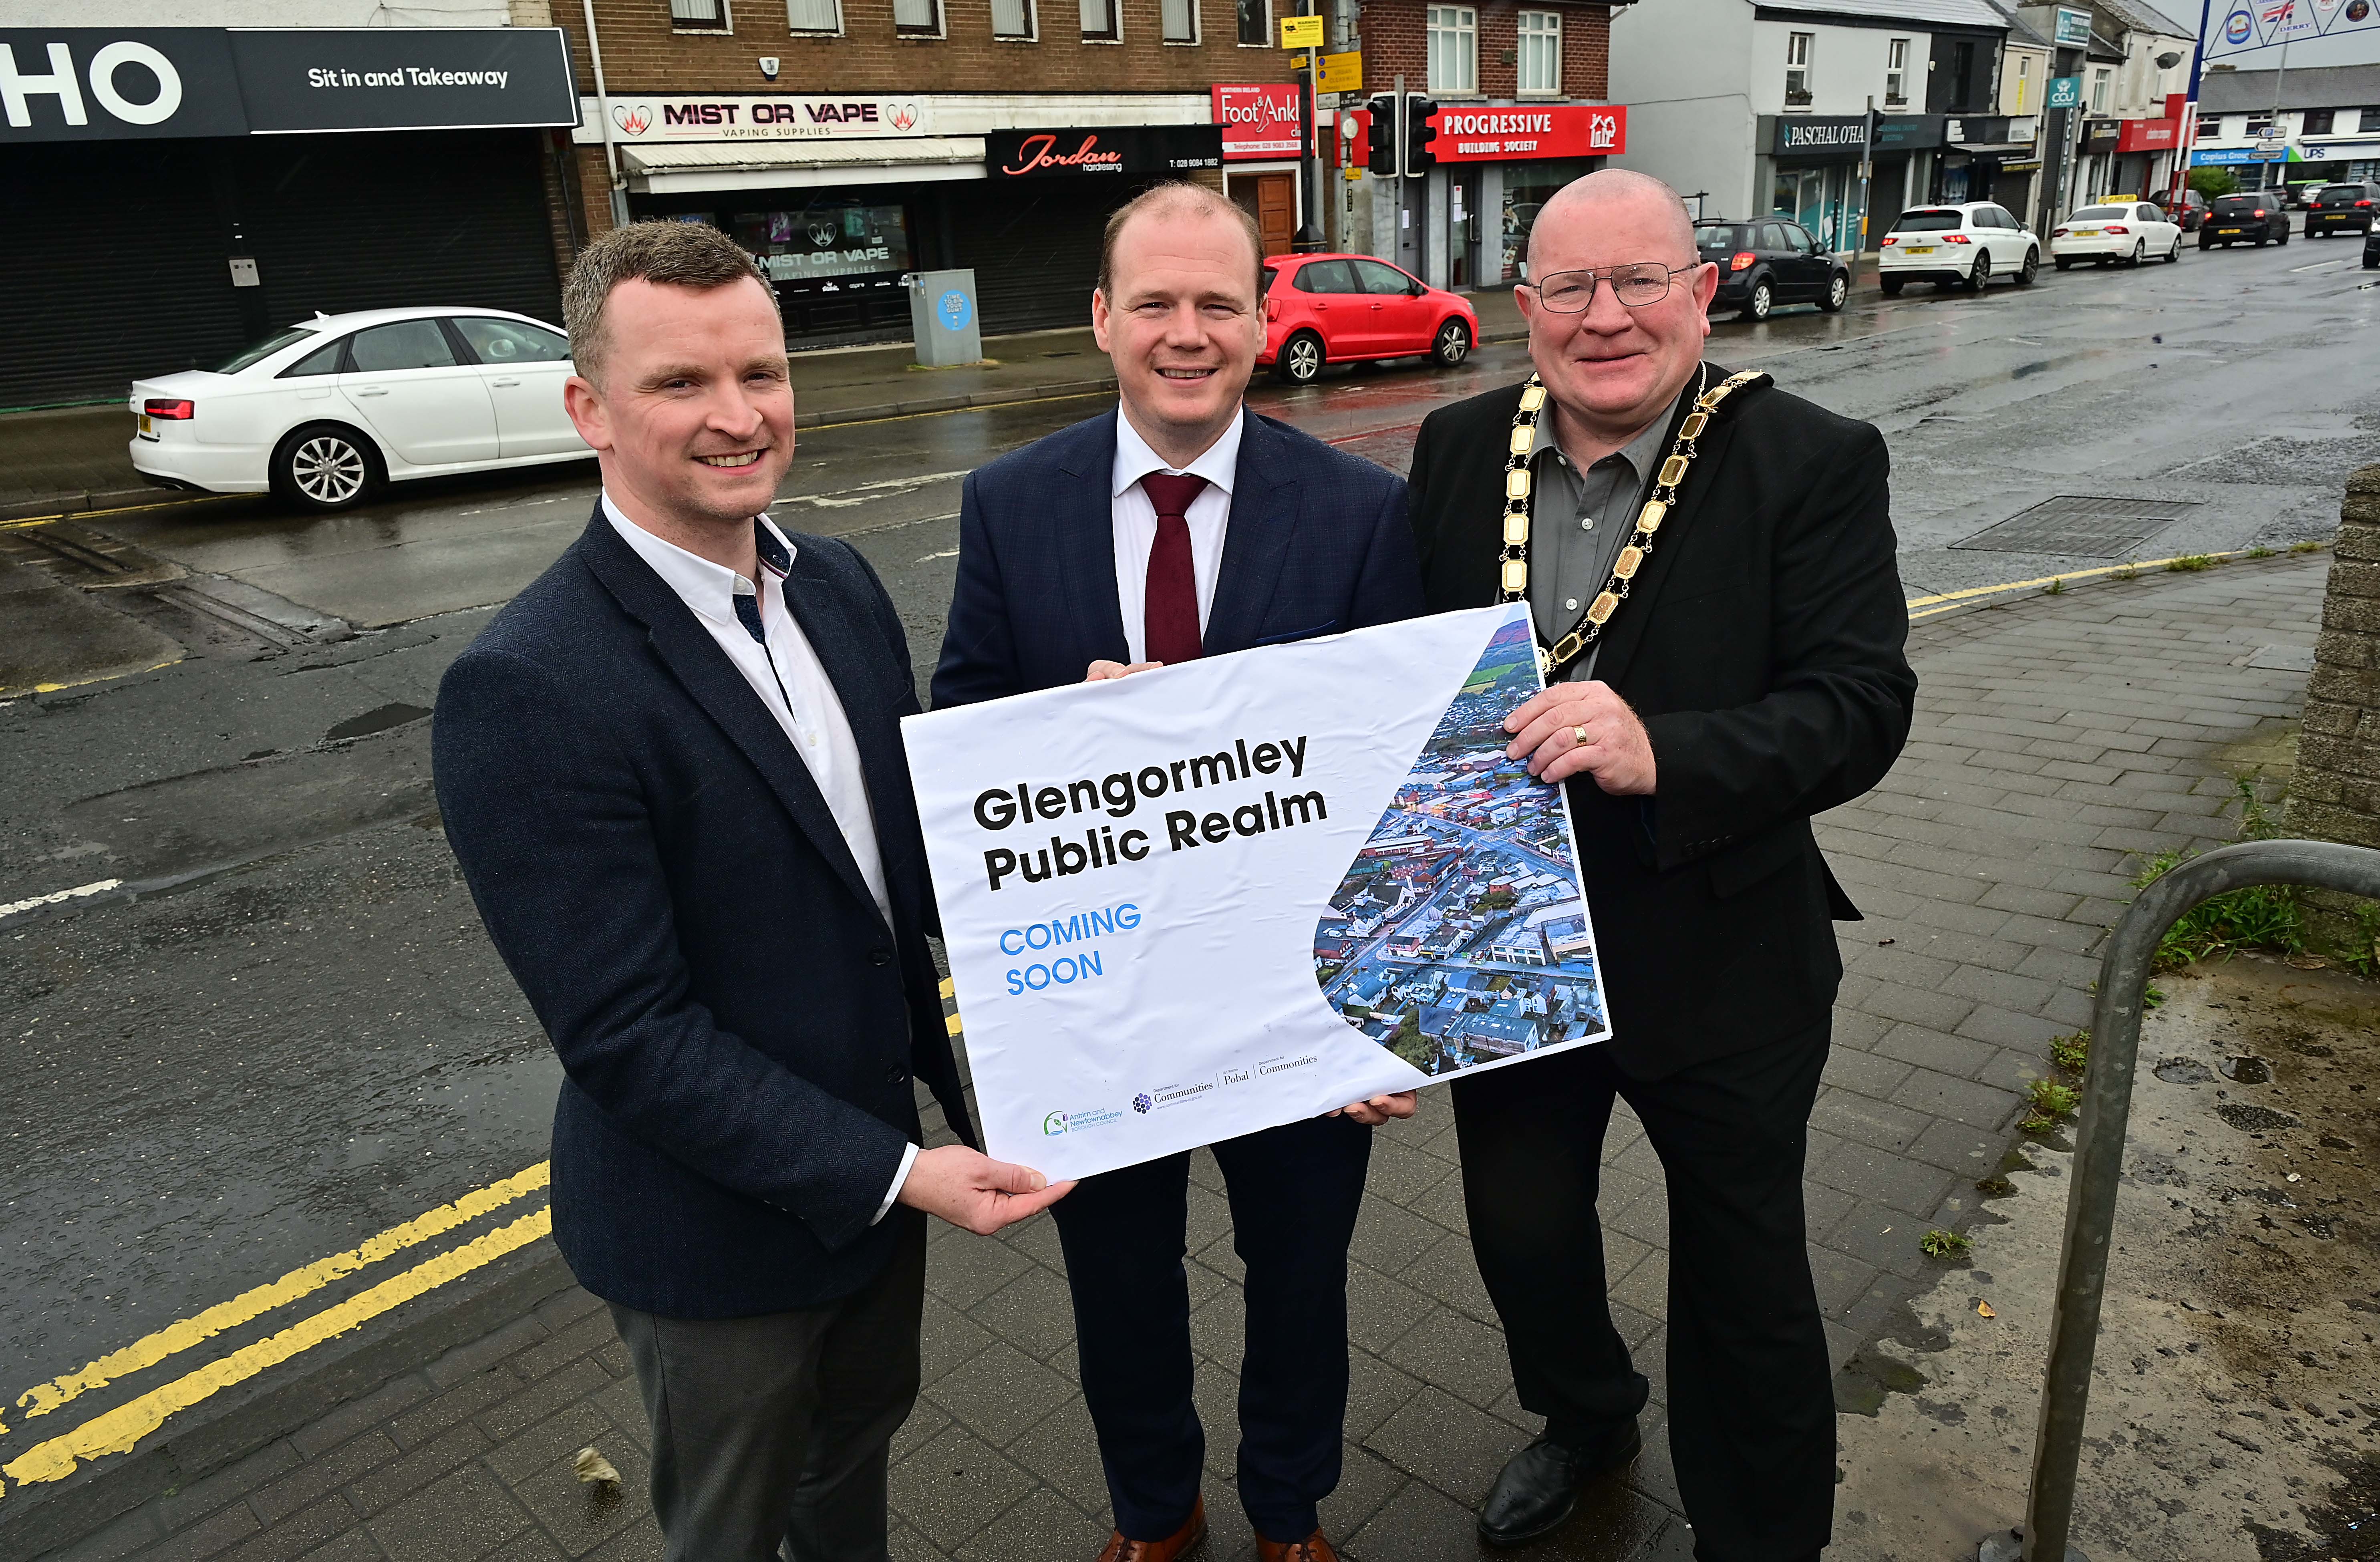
1953, 495, 2198, 557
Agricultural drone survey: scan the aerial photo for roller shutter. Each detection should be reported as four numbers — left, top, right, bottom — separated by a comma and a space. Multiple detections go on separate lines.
945, 181, 1144, 336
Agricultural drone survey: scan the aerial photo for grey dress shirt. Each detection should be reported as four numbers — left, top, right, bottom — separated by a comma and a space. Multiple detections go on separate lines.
1525, 378, 1696, 682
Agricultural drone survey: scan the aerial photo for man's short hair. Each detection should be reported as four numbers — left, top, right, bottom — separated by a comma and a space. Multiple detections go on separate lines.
562, 220, 773, 385
1097, 182, 1267, 302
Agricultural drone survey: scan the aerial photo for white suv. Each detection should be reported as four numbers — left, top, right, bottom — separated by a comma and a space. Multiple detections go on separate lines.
1877, 202, 2041, 294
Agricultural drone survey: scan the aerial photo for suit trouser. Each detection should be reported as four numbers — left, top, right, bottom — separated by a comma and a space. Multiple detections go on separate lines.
1451, 1025, 1834, 1562
608, 1214, 927, 1562
1051, 1112, 1373, 1544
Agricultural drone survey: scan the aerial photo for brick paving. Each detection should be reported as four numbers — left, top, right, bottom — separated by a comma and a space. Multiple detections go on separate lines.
44, 554, 2330, 1562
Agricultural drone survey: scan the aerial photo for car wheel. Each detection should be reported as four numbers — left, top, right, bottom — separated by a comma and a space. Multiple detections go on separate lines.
2055, 254, 2074, 270
1963, 252, 1989, 291
1273, 330, 1325, 385
2165, 236, 2181, 263
1739, 279, 1774, 322
2016, 248, 2040, 286
1434, 317, 1471, 366
2124, 240, 2144, 267
271, 424, 381, 512
1879, 275, 1905, 296
2279, 227, 2290, 245
2253, 232, 2268, 247
1819, 270, 1849, 311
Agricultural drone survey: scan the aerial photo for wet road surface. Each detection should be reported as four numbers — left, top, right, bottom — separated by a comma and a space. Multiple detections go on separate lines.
2, 239, 2375, 1462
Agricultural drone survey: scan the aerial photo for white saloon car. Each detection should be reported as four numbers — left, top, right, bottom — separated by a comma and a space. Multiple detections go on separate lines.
130, 308, 588, 512
2049, 201, 2183, 268
1876, 202, 2041, 293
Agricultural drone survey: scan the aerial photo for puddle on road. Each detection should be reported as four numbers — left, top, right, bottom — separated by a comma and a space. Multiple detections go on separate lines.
322, 702, 429, 743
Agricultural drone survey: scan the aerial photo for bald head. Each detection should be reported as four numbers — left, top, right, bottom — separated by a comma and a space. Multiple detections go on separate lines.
1526, 169, 1698, 275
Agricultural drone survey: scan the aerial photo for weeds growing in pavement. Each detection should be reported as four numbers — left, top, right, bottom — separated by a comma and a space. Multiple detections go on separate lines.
2043, 577, 2066, 595
2291, 541, 2325, 553
2247, 545, 2276, 559
1921, 1229, 1972, 1258
2020, 1078, 2082, 1135
2166, 554, 2217, 572
2051, 1030, 2090, 1074
2111, 562, 2139, 580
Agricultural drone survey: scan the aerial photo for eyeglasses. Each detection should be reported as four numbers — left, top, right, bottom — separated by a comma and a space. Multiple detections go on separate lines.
1527, 263, 1701, 312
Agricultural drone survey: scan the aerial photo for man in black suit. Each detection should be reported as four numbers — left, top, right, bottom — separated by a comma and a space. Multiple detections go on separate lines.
433, 221, 1068, 1562
1404, 170, 1916, 1558
933, 183, 1424, 1562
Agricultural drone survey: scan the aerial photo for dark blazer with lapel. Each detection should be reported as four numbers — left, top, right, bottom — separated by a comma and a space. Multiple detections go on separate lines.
433, 507, 973, 1319
931, 406, 1424, 704
1408, 369, 1917, 1080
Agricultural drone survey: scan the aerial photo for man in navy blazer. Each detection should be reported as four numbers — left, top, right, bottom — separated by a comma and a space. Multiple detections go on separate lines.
435, 221, 1067, 1562
933, 185, 1426, 1562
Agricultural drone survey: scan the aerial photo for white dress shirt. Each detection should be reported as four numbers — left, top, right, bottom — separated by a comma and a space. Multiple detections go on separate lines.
603, 494, 917, 1220
1110, 408, 1243, 662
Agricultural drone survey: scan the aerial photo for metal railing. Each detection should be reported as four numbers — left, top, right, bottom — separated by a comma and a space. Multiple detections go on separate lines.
1981, 838, 2380, 1562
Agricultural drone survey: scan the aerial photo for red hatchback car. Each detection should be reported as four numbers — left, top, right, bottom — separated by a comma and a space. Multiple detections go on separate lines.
1259, 253, 1480, 385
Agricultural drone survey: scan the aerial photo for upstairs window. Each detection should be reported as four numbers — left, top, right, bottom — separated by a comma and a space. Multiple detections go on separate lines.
1517, 11, 1561, 95
1081, 0, 1118, 38
2090, 66, 2110, 114
1785, 31, 1813, 107
786, 0, 841, 32
671, 0, 731, 28
992, 0, 1034, 35
894, 0, 941, 32
1237, 0, 1267, 42
1162, 0, 1198, 41
2302, 108, 2335, 134
1428, 6, 1477, 95
1886, 37, 1909, 105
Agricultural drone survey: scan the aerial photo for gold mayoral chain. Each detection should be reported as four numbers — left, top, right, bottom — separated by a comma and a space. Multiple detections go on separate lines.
1497, 365, 1770, 679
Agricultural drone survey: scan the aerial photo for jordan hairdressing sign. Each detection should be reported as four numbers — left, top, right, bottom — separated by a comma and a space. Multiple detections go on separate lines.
905, 606, 1613, 1182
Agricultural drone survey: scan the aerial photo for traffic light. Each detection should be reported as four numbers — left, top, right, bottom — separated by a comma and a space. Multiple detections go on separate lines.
1366, 95, 1398, 175
1404, 95, 1439, 175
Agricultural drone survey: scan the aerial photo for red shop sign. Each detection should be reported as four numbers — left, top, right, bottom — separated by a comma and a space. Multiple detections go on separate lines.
1213, 83, 1305, 160
1430, 103, 1627, 162
2116, 117, 2178, 152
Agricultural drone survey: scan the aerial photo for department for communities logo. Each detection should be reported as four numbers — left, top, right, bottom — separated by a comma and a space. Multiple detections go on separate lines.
1133, 1093, 1153, 1114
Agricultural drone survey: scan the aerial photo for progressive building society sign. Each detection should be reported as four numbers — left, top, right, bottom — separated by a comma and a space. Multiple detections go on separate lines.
0, 28, 578, 141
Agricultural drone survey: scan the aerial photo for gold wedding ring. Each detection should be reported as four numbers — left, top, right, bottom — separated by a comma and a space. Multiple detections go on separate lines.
1573, 724, 1589, 745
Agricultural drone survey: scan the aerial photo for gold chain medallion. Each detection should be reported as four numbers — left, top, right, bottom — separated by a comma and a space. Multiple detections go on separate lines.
1495, 366, 1769, 679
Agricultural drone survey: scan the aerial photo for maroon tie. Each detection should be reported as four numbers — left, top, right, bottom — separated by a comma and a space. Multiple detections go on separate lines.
1141, 472, 1208, 665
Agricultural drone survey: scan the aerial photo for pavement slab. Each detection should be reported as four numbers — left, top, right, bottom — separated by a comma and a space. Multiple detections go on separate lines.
7, 549, 2339, 1560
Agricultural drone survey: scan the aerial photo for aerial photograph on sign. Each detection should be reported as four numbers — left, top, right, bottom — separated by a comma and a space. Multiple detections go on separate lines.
1312, 615, 1607, 1078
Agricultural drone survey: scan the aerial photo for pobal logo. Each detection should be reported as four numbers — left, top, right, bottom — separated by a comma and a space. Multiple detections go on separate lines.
0, 40, 183, 129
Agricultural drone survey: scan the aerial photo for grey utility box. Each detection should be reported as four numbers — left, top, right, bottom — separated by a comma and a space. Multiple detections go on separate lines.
907, 269, 983, 367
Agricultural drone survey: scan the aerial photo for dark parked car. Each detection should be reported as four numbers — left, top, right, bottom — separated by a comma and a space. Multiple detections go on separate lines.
2152, 188, 2209, 231
2199, 193, 2292, 248
2305, 181, 2380, 238
1694, 217, 1851, 322
2366, 225, 2380, 269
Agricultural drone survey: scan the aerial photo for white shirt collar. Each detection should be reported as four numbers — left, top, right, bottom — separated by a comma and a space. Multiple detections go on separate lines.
1111, 405, 1245, 500
601, 491, 799, 630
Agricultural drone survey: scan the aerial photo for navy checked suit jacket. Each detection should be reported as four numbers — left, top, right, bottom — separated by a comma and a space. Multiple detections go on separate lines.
433, 507, 972, 1319
931, 407, 1425, 706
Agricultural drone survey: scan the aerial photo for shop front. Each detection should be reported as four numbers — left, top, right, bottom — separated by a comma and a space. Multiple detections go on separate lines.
1417, 104, 1627, 286
1215, 83, 1305, 257
0, 26, 579, 407
2114, 114, 2180, 201
591, 96, 1222, 346
2076, 121, 2122, 203
1759, 114, 1944, 254
1943, 115, 2041, 215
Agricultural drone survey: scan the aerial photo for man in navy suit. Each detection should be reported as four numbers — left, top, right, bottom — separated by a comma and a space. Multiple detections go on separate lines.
434, 220, 1069, 1562
933, 184, 1426, 1562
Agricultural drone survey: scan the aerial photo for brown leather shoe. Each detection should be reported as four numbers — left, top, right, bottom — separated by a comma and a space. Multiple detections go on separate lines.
1094, 1497, 1206, 1562
1255, 1530, 1339, 1562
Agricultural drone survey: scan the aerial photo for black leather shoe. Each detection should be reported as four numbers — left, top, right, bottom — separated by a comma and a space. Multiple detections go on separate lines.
1475, 1422, 1643, 1546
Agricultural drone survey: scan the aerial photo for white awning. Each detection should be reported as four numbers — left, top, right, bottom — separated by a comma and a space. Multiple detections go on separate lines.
621, 137, 988, 193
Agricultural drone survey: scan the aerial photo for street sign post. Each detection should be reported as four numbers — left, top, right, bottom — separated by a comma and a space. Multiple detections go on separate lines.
1278, 14, 1323, 47
1317, 49, 1362, 94
2053, 7, 2093, 46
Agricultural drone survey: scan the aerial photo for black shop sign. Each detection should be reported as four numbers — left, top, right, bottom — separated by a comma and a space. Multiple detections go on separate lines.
1767, 113, 1945, 159
0, 27, 578, 142
985, 125, 1226, 178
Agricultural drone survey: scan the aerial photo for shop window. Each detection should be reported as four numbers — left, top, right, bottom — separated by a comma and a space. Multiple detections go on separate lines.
992, 0, 1035, 36
1516, 12, 1560, 95
2197, 113, 2220, 138
670, 0, 731, 28
1784, 31, 1812, 107
733, 203, 913, 286
786, 0, 841, 32
1237, 0, 1267, 44
1885, 38, 1908, 106
2302, 109, 2334, 135
1428, 6, 1476, 96
894, 0, 942, 31
1081, 0, 1119, 39
1162, 0, 1198, 42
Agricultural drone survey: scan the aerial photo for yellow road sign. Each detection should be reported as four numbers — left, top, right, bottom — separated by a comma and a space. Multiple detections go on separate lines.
1279, 14, 1324, 47
1316, 48, 1362, 92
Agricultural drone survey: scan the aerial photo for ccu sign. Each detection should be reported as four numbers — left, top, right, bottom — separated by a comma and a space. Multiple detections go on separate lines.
0, 28, 578, 141
1427, 104, 1626, 161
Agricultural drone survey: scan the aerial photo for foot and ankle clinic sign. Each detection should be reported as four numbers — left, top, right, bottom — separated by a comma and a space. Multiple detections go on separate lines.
0, 28, 579, 142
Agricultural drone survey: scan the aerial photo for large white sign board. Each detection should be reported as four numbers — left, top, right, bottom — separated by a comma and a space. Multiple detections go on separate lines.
903, 605, 1613, 1182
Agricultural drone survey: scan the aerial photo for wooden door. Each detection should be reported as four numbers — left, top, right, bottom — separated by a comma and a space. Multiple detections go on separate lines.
1234, 173, 1298, 256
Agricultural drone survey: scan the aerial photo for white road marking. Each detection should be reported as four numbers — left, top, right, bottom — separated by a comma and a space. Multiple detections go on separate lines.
0, 879, 122, 920
779, 471, 970, 509
915, 548, 960, 563
2288, 258, 2352, 273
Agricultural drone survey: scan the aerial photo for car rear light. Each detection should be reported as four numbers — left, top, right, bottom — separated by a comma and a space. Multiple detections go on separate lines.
1730, 251, 1756, 271
1881, 235, 1898, 246
2358, 199, 2374, 208
1944, 233, 1972, 244
2105, 224, 2130, 234
1266, 298, 1279, 321
2253, 209, 2267, 218
143, 399, 194, 420
2052, 227, 2069, 237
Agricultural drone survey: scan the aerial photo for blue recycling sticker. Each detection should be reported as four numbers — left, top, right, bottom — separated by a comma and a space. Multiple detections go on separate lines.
936, 289, 974, 331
